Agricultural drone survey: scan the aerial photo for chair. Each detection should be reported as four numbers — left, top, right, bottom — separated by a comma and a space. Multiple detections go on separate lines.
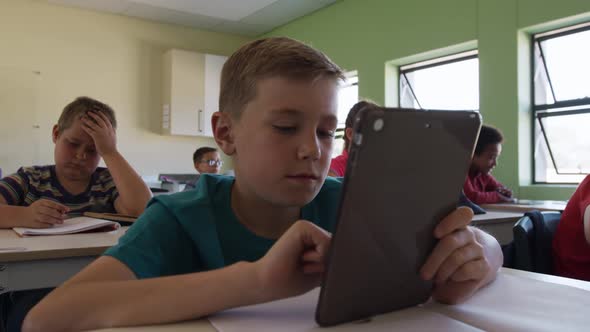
512, 210, 562, 274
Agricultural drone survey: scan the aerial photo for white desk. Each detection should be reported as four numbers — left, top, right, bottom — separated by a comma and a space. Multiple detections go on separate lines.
481, 200, 567, 213
471, 211, 523, 245
0, 228, 126, 294
91, 268, 590, 331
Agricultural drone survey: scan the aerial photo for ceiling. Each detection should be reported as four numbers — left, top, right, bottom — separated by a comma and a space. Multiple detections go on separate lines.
47, 0, 338, 36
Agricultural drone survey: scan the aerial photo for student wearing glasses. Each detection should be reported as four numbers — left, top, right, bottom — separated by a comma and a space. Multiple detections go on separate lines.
183, 147, 223, 191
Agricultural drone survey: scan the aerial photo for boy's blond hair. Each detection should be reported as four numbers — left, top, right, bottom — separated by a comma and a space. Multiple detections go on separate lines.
57, 96, 117, 133
219, 37, 344, 117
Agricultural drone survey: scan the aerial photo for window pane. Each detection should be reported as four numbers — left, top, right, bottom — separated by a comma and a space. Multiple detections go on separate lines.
401, 57, 479, 110
537, 111, 590, 175
334, 74, 358, 157
533, 42, 555, 105
337, 75, 358, 127
539, 29, 590, 102
400, 73, 420, 108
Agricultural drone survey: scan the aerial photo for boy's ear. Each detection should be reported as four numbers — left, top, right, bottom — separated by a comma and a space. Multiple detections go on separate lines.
345, 128, 354, 142
52, 125, 60, 143
212, 112, 236, 155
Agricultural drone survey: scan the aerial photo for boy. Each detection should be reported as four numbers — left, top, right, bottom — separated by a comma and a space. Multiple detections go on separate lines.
328, 100, 377, 177
553, 174, 590, 281
0, 96, 152, 228
183, 147, 222, 191
193, 147, 223, 175
24, 38, 502, 331
0, 97, 152, 331
463, 125, 515, 204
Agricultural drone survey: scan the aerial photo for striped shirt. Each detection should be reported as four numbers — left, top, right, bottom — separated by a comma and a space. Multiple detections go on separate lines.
0, 165, 119, 214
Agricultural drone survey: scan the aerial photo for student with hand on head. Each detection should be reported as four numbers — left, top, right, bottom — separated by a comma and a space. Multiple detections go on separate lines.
183, 147, 223, 191
0, 96, 152, 331
463, 125, 515, 204
328, 100, 377, 177
553, 175, 590, 281
24, 38, 502, 332
0, 97, 151, 229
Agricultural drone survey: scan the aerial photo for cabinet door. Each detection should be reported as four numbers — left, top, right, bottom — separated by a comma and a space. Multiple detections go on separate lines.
202, 54, 227, 137
169, 50, 205, 136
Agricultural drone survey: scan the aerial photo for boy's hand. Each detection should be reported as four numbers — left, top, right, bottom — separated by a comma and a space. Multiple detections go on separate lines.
497, 187, 513, 198
81, 111, 117, 157
254, 220, 331, 302
420, 207, 493, 304
498, 192, 516, 203
23, 199, 69, 228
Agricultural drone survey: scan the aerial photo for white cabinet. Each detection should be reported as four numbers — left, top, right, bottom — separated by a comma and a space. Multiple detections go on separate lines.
162, 49, 227, 137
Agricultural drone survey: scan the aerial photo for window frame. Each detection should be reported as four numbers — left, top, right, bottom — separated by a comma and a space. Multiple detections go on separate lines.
531, 22, 590, 184
398, 50, 479, 110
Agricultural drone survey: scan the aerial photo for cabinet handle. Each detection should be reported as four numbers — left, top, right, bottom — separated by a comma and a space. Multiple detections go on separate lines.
198, 110, 203, 132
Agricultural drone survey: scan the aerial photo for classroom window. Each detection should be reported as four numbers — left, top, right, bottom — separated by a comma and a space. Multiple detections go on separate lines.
399, 50, 479, 111
532, 22, 590, 184
333, 72, 358, 157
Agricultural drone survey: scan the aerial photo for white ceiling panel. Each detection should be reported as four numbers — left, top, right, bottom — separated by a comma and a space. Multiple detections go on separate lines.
241, 0, 338, 27
128, 0, 280, 20
124, 2, 222, 30
45, 0, 339, 36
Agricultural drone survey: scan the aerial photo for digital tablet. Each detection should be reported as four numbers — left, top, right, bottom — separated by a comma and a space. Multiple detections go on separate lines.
316, 107, 481, 326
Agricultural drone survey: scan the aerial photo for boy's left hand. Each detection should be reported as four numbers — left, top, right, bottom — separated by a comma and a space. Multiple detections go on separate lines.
81, 110, 117, 157
497, 187, 513, 198
420, 207, 493, 304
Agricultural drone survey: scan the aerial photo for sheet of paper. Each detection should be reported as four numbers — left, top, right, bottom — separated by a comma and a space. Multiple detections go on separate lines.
425, 273, 590, 331
13, 216, 119, 236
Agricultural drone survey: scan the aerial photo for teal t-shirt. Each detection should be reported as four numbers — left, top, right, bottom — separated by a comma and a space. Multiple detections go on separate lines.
104, 174, 342, 279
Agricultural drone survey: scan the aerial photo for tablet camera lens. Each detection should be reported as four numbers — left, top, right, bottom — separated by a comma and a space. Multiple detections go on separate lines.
373, 118, 384, 132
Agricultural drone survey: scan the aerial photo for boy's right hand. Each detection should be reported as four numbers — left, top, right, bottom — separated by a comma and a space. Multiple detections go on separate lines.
23, 199, 69, 228
253, 220, 331, 303
498, 193, 516, 203
497, 187, 513, 198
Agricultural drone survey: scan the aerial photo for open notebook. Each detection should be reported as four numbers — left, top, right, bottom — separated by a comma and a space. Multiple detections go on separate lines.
13, 216, 120, 236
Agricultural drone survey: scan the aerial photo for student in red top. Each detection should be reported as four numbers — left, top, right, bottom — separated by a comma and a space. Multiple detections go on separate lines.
463, 125, 514, 204
328, 101, 377, 177
553, 175, 590, 280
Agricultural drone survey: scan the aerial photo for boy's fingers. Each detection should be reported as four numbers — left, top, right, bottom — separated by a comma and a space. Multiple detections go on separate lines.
434, 207, 473, 239
37, 212, 64, 225
95, 111, 113, 129
302, 263, 325, 274
31, 221, 52, 229
302, 249, 324, 263
450, 258, 490, 283
88, 111, 108, 128
295, 220, 331, 247
42, 200, 69, 213
81, 119, 96, 133
39, 206, 63, 219
434, 243, 484, 284
420, 228, 476, 280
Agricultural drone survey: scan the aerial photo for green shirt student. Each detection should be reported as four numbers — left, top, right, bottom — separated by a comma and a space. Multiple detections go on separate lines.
24, 37, 502, 332
106, 174, 340, 277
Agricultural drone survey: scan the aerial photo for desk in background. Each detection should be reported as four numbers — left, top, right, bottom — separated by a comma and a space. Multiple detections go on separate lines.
471, 210, 523, 245
0, 228, 127, 294
90, 268, 590, 332
481, 199, 567, 213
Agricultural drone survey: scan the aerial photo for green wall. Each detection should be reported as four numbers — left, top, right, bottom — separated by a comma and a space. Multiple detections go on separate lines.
266, 0, 590, 200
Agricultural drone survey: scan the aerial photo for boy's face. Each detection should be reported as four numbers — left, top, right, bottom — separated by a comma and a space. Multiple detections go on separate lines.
52, 117, 100, 181
473, 143, 501, 174
229, 76, 338, 207
194, 151, 222, 174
